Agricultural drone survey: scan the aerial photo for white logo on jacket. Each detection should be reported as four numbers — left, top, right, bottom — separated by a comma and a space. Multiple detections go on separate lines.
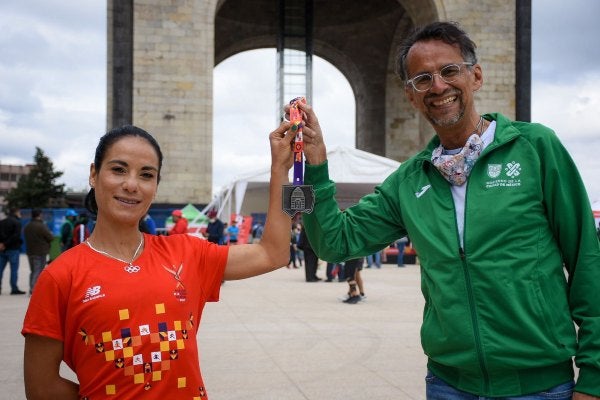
487, 164, 502, 178
415, 184, 431, 198
505, 161, 521, 177
485, 160, 522, 189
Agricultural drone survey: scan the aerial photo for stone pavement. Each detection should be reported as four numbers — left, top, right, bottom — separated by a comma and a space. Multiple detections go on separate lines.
1, 255, 426, 400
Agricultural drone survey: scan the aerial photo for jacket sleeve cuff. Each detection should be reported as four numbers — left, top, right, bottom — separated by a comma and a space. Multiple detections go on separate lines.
576, 366, 600, 396
304, 160, 330, 186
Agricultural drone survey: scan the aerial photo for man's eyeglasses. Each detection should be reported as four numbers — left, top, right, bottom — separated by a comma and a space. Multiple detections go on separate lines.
405, 62, 473, 92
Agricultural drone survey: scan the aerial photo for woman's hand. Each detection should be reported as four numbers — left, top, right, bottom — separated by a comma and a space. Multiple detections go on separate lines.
269, 120, 295, 172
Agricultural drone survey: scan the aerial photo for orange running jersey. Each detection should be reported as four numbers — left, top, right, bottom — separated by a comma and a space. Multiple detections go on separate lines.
22, 233, 228, 399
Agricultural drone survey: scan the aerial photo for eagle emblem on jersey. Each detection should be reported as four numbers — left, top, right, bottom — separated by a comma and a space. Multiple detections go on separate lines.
163, 263, 187, 302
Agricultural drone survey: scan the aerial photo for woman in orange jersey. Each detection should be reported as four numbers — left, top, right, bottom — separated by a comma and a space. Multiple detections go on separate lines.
22, 122, 295, 400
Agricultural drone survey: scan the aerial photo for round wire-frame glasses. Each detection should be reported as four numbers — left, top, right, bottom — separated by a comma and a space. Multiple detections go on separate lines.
405, 62, 473, 92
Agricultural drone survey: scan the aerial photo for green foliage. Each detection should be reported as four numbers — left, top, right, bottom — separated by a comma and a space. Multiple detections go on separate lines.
5, 147, 65, 209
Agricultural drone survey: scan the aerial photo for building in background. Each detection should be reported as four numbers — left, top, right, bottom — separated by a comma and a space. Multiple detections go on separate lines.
0, 163, 33, 214
108, 0, 530, 206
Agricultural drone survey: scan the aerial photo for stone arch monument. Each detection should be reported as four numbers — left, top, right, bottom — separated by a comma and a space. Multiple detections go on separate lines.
108, 0, 531, 205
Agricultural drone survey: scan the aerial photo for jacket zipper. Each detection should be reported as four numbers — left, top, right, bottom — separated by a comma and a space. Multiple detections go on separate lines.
460, 172, 490, 392
459, 246, 490, 392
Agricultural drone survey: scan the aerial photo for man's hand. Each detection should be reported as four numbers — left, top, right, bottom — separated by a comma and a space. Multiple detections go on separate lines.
284, 101, 327, 165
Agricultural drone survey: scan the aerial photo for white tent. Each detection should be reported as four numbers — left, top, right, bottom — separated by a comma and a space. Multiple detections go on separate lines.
202, 146, 401, 221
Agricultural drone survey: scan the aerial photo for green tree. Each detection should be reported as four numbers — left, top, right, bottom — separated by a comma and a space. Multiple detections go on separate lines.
5, 147, 65, 209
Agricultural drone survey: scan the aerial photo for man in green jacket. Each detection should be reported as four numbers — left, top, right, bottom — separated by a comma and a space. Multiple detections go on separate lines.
292, 21, 600, 399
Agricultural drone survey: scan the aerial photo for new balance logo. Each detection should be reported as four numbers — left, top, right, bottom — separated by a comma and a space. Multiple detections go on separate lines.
415, 184, 431, 198
82, 285, 105, 303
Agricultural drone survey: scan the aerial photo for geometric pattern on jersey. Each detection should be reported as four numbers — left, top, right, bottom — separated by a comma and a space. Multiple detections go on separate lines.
77, 305, 207, 399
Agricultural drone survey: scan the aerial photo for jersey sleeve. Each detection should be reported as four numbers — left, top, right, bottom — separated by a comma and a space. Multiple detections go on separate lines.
21, 268, 68, 341
188, 235, 228, 302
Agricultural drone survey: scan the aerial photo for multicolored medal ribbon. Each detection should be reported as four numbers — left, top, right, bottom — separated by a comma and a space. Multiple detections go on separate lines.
282, 96, 315, 217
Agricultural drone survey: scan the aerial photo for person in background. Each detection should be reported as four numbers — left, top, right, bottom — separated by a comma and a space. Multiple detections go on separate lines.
365, 250, 381, 269
251, 221, 264, 243
23, 209, 54, 294
72, 213, 90, 247
395, 236, 409, 267
0, 207, 25, 295
294, 21, 600, 400
204, 210, 224, 244
292, 223, 304, 267
59, 209, 77, 252
341, 257, 364, 304
298, 223, 320, 282
22, 121, 295, 399
139, 213, 156, 235
168, 209, 188, 235
294, 224, 304, 267
287, 224, 299, 268
222, 222, 229, 244
227, 219, 239, 245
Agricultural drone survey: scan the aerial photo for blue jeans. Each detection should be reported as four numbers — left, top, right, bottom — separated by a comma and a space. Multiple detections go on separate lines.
396, 241, 407, 266
426, 371, 575, 399
367, 252, 381, 268
27, 254, 47, 293
0, 249, 21, 292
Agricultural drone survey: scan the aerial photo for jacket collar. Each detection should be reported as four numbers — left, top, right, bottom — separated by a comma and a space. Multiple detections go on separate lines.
415, 113, 520, 162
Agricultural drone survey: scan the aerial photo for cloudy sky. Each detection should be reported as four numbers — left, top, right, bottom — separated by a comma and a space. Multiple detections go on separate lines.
1, 1, 599, 204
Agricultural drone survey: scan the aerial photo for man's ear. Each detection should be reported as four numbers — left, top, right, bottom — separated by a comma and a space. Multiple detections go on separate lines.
471, 64, 483, 92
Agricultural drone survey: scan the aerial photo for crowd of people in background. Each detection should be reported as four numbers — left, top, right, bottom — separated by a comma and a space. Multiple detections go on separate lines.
0, 204, 417, 303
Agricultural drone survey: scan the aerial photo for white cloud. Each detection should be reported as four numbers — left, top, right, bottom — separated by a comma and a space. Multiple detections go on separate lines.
560, 140, 600, 203
532, 0, 600, 82
0, 0, 106, 192
532, 73, 600, 140
531, 73, 600, 201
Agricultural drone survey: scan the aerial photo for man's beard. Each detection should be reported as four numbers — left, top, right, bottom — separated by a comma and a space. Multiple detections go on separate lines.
425, 90, 465, 128
428, 108, 464, 127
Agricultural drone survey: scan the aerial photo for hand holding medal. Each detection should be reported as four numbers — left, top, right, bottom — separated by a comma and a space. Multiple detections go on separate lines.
282, 96, 315, 217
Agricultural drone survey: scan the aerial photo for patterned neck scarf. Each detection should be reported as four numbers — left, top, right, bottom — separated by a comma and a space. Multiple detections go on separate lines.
431, 133, 483, 185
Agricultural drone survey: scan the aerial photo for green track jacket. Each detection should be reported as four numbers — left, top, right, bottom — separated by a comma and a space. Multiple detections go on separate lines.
303, 113, 600, 396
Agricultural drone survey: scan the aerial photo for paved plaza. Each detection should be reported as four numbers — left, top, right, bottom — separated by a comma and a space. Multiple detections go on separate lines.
1, 255, 426, 399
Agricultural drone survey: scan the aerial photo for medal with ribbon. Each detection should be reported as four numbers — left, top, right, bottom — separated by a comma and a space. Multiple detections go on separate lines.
282, 96, 315, 217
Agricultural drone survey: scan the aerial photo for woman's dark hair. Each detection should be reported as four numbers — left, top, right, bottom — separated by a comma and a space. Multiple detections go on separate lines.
85, 125, 163, 215
396, 21, 478, 81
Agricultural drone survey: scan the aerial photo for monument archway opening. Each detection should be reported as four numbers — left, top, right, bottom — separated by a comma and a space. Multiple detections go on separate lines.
213, 48, 355, 195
